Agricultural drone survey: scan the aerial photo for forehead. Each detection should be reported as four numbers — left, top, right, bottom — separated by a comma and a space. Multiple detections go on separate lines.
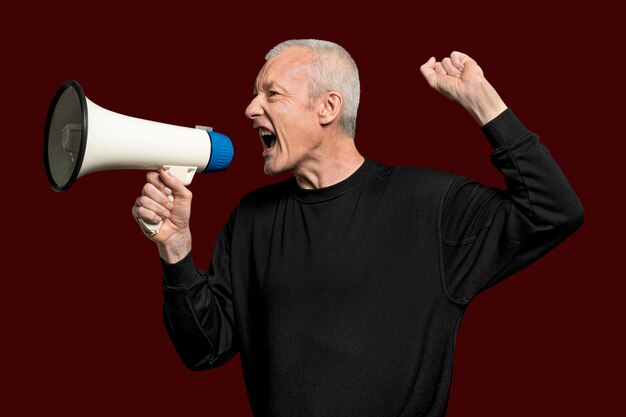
254, 47, 312, 92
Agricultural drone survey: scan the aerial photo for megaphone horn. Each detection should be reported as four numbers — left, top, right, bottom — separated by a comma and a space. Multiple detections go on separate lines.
44, 79, 234, 234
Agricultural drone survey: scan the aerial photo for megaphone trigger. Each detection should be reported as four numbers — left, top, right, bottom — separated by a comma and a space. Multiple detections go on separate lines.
162, 165, 198, 186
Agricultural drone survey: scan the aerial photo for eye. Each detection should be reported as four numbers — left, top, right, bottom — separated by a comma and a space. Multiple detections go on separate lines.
267, 90, 279, 97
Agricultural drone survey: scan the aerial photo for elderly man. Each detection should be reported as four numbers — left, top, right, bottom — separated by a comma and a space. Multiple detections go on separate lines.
132, 39, 583, 416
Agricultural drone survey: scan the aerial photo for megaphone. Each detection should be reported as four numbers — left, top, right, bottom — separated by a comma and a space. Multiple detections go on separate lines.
44, 79, 234, 234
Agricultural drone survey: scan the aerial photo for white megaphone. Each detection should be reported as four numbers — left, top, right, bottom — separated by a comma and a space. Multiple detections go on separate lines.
44, 79, 234, 234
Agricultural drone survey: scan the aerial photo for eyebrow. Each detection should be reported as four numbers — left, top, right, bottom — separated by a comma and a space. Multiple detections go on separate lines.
254, 80, 287, 95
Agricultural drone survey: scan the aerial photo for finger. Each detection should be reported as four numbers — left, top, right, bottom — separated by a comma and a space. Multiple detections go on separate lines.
441, 57, 462, 77
135, 194, 171, 221
133, 204, 164, 225
138, 181, 174, 222
419, 56, 437, 87
142, 182, 174, 211
146, 170, 173, 197
419, 57, 437, 85
132, 197, 164, 225
434, 62, 447, 76
420, 56, 436, 73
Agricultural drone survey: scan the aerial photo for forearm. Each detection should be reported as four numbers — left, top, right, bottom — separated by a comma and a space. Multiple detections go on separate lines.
162, 251, 237, 370
483, 109, 584, 229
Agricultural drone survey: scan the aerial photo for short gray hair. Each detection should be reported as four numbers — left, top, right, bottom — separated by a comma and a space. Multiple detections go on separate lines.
266, 39, 360, 138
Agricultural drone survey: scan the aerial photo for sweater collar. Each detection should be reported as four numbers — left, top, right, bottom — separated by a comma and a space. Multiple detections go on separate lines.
291, 158, 377, 203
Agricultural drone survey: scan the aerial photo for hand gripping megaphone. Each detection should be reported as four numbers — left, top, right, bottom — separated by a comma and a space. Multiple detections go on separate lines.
44, 80, 234, 234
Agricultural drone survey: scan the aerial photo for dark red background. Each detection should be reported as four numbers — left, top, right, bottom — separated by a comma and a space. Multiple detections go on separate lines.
3, 1, 620, 415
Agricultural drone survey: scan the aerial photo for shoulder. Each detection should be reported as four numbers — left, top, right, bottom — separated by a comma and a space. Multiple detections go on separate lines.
391, 164, 456, 181
374, 161, 458, 192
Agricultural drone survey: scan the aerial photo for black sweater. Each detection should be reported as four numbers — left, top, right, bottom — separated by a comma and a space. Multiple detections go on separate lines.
161, 109, 584, 416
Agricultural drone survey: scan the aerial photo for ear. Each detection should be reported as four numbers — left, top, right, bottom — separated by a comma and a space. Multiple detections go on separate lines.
318, 92, 343, 126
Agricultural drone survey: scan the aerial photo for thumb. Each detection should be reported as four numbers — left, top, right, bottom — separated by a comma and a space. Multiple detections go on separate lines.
451, 51, 482, 77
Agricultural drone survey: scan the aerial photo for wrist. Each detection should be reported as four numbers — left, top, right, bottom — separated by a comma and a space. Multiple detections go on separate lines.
464, 80, 507, 126
157, 231, 192, 264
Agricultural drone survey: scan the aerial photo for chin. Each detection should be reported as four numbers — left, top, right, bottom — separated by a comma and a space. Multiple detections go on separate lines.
263, 159, 292, 177
263, 161, 282, 176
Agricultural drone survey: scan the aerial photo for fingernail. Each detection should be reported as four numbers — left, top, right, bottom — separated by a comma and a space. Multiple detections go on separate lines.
163, 187, 172, 196
166, 202, 174, 210
162, 210, 170, 218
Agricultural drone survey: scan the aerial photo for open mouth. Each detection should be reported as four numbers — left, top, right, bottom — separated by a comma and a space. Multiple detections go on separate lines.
259, 127, 277, 149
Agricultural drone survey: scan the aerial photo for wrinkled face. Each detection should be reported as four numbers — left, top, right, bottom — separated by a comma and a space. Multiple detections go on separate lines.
245, 47, 323, 176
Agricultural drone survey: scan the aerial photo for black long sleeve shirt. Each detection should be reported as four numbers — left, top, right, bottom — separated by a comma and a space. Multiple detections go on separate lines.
161, 109, 584, 416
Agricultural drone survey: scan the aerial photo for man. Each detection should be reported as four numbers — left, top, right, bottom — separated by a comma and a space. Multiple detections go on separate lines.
132, 39, 584, 416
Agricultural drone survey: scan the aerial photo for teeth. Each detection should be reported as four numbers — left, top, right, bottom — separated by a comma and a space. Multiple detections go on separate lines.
259, 127, 273, 136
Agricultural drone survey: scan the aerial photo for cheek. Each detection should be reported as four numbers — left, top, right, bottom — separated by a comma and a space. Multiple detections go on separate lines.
275, 107, 316, 149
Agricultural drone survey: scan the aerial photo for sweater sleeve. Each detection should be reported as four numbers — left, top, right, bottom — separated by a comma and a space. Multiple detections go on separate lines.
441, 109, 584, 303
161, 211, 238, 370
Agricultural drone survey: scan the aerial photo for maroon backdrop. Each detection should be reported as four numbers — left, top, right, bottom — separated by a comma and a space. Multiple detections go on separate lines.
3, 1, 619, 416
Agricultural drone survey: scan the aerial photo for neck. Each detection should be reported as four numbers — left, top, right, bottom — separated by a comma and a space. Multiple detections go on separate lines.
293, 134, 364, 190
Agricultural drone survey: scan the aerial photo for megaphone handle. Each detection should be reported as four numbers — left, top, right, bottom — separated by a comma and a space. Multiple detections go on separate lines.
138, 165, 197, 236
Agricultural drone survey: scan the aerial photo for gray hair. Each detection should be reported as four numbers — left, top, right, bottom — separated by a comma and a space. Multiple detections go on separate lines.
266, 39, 360, 138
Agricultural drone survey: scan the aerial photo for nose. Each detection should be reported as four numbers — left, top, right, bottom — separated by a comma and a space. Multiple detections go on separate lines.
245, 95, 263, 120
